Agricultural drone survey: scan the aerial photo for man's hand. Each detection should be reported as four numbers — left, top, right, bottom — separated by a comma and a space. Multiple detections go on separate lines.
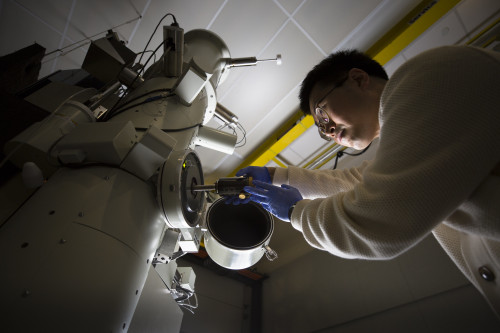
236, 166, 272, 183
244, 180, 303, 222
225, 166, 273, 205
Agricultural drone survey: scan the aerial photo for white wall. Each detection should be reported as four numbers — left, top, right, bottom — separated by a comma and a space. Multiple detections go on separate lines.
261, 235, 500, 333
317, 285, 498, 333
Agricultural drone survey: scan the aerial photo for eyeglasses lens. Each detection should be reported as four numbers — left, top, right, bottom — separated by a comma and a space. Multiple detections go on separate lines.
318, 126, 331, 141
315, 108, 329, 124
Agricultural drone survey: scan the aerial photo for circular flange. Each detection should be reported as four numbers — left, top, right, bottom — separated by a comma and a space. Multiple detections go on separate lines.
157, 150, 205, 228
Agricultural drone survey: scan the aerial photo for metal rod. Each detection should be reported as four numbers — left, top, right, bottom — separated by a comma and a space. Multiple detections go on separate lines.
256, 54, 282, 65
307, 144, 344, 170
190, 185, 216, 192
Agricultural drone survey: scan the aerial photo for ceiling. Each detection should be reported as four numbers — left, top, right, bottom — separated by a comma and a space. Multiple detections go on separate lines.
1, 0, 499, 274
1, 0, 499, 182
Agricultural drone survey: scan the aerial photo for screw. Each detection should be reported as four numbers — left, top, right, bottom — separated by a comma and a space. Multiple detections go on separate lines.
22, 290, 31, 297
78, 212, 84, 217
60, 239, 67, 244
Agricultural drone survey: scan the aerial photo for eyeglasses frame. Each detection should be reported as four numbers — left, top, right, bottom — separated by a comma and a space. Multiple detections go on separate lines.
313, 77, 348, 139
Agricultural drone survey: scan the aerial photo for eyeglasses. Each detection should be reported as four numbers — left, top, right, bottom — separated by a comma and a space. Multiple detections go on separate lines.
314, 78, 347, 139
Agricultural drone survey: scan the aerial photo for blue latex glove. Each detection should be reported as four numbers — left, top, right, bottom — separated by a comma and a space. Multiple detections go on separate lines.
236, 166, 272, 183
225, 166, 272, 205
244, 180, 303, 222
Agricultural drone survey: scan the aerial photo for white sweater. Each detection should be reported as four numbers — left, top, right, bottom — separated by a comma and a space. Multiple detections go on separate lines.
273, 46, 500, 315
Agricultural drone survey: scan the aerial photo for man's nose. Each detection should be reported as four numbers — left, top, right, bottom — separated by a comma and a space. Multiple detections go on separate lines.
325, 122, 336, 137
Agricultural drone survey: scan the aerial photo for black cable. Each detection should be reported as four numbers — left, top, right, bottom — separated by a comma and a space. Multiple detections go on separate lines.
109, 88, 171, 112
102, 41, 169, 121
107, 100, 151, 119
235, 123, 247, 148
216, 122, 247, 148
162, 123, 202, 132
100, 13, 178, 122
106, 92, 175, 120
332, 142, 372, 170
133, 123, 201, 133
136, 50, 157, 64
136, 13, 177, 67
137, 41, 169, 76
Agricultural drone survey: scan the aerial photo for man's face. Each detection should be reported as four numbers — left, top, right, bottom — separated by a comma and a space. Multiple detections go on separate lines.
308, 68, 381, 150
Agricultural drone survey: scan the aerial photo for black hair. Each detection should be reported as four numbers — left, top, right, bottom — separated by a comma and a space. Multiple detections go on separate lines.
299, 50, 388, 115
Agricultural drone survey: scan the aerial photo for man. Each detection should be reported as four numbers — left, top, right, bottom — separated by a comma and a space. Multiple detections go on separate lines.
230, 46, 500, 316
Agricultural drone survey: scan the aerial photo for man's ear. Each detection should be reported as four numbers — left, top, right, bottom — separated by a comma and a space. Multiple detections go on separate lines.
348, 68, 370, 88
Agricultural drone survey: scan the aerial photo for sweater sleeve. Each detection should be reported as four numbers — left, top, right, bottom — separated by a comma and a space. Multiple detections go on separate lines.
273, 161, 370, 199
290, 46, 500, 259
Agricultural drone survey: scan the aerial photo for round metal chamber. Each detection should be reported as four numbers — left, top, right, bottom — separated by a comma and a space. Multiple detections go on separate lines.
158, 150, 205, 228
204, 199, 277, 270
184, 29, 231, 87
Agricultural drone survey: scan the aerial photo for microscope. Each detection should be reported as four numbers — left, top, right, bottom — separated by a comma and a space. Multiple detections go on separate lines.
0, 20, 280, 332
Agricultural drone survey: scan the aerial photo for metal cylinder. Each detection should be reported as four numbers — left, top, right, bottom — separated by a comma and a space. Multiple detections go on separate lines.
195, 126, 237, 155
204, 199, 276, 270
118, 67, 145, 89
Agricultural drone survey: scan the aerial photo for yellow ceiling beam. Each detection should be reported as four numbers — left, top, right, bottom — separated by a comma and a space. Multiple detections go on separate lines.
271, 157, 287, 168
250, 115, 314, 166
229, 0, 460, 175
314, 147, 347, 170
366, 0, 462, 62
302, 142, 338, 169
465, 17, 500, 47
227, 110, 305, 176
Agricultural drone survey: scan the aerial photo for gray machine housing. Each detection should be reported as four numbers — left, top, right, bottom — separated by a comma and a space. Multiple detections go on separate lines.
0, 25, 282, 332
